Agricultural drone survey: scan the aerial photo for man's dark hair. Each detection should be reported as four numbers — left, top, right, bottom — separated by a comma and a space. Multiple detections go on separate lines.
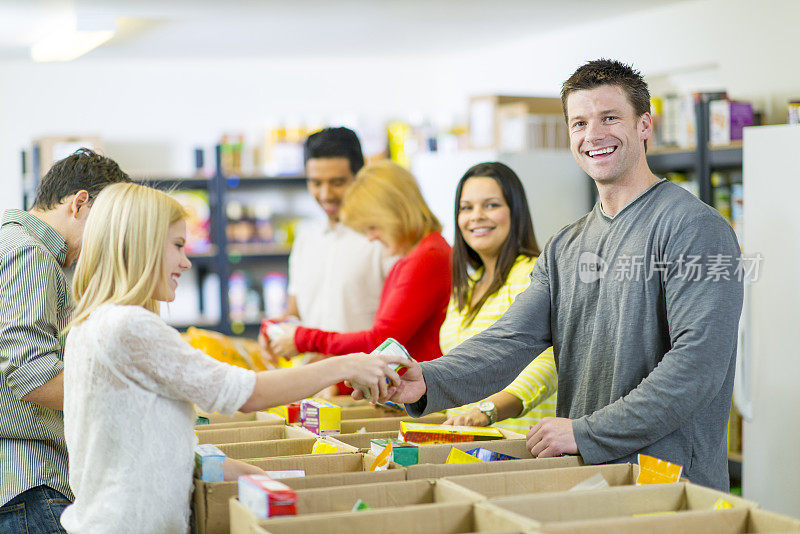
561, 59, 651, 150
32, 148, 131, 210
303, 127, 365, 176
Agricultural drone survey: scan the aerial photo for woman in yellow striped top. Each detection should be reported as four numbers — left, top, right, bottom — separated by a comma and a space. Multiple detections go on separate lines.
441, 162, 557, 435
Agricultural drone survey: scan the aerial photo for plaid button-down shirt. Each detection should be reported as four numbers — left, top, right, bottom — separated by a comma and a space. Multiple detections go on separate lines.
0, 209, 73, 506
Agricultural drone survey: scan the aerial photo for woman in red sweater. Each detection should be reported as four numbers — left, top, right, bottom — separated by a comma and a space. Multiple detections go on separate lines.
268, 160, 451, 391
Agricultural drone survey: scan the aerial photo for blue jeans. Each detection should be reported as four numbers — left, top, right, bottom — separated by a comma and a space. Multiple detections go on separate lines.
0, 486, 71, 534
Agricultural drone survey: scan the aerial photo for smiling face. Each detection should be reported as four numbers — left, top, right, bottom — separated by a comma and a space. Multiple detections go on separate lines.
566, 84, 652, 185
306, 157, 355, 223
457, 176, 511, 262
155, 219, 192, 302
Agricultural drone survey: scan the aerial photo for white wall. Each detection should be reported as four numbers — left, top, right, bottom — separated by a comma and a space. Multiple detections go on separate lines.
2, 0, 799, 211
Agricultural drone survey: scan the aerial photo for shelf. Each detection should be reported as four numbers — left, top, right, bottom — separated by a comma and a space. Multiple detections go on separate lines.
647, 147, 697, 173
709, 142, 743, 168
227, 242, 292, 261
728, 451, 742, 484
187, 246, 218, 266
134, 176, 212, 189
224, 175, 307, 188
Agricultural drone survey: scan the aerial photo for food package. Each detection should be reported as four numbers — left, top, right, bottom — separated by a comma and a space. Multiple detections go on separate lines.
369, 439, 419, 466
636, 454, 683, 485
445, 447, 485, 464
194, 444, 226, 482
465, 447, 518, 462
238, 475, 297, 519
399, 422, 504, 444
300, 398, 341, 436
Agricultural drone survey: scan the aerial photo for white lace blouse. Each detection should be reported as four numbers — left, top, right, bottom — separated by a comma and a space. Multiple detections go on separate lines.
60, 304, 256, 534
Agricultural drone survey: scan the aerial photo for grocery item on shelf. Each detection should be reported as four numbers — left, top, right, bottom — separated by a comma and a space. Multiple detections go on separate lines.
170, 189, 211, 254
262, 272, 288, 318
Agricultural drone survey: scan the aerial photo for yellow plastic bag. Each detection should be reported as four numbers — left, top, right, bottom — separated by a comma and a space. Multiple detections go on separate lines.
183, 327, 274, 371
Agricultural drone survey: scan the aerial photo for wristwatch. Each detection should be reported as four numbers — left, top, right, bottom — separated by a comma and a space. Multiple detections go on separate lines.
477, 400, 498, 425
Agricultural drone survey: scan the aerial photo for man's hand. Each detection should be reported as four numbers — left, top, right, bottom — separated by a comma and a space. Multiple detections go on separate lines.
444, 407, 490, 427
351, 357, 427, 405
269, 323, 299, 359
526, 417, 578, 458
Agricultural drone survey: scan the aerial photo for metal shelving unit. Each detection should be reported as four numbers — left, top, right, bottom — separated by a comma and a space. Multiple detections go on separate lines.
647, 97, 743, 206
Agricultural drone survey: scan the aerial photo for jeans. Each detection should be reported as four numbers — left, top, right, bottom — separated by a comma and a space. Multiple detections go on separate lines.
0, 486, 71, 534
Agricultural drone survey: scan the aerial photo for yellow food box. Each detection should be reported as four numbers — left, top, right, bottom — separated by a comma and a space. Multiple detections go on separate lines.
399, 422, 504, 444
300, 398, 341, 436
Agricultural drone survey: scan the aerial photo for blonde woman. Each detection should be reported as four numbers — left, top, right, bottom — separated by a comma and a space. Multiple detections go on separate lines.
60, 183, 406, 534
268, 160, 451, 394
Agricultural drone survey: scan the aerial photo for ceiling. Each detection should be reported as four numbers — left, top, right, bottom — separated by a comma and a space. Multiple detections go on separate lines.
0, 0, 693, 61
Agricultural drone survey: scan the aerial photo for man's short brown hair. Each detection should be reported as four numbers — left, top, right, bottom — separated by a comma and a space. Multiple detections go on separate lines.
32, 148, 131, 210
561, 59, 651, 120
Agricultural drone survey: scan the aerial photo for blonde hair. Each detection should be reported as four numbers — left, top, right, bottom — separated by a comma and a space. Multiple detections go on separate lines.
70, 182, 186, 327
341, 160, 441, 251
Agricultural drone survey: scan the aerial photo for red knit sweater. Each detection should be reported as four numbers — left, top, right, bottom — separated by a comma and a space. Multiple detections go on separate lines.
295, 232, 451, 370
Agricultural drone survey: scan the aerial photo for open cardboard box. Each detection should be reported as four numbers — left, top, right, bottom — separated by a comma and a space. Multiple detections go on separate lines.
197, 411, 285, 425
483, 481, 757, 527
229, 478, 482, 533
406, 455, 583, 480
216, 433, 356, 460
340, 412, 446, 433
538, 507, 800, 533
438, 463, 643, 499
197, 425, 315, 445
339, 405, 408, 420
234, 501, 538, 534
195, 419, 286, 432
193, 452, 404, 534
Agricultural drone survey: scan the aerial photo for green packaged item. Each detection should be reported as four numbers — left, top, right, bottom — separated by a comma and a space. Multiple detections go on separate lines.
351, 499, 372, 512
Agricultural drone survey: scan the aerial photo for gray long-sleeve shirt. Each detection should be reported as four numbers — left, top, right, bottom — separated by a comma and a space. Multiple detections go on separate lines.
408, 180, 743, 490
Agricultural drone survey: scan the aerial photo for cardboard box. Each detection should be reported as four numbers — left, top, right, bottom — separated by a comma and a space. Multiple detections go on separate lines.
468, 95, 564, 150
438, 463, 640, 499
193, 453, 405, 534
197, 425, 315, 445
340, 412, 447, 433
485, 482, 757, 526
411, 437, 531, 465
215, 430, 357, 460
339, 405, 407, 420
406, 455, 583, 480
234, 501, 538, 534
326, 431, 399, 451
196, 410, 285, 425
539, 507, 800, 533
229, 478, 483, 532
195, 419, 285, 432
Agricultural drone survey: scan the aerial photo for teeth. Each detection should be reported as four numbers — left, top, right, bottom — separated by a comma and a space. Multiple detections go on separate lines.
588, 147, 615, 157
472, 228, 493, 236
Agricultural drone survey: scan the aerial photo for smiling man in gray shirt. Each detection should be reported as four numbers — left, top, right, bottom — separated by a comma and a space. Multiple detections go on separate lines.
380, 60, 743, 491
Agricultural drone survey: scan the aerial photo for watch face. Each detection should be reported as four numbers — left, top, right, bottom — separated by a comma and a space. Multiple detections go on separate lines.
478, 400, 494, 412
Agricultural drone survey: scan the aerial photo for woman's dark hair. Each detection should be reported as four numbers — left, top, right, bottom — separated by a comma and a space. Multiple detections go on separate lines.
452, 162, 540, 324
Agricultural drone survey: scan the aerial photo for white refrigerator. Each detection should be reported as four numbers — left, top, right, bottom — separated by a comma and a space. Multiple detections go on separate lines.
739, 124, 800, 517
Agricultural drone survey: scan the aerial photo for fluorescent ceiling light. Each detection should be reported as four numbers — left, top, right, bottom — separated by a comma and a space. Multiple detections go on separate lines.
31, 28, 114, 62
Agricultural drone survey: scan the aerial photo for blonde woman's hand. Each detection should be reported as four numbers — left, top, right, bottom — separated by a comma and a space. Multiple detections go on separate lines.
444, 407, 490, 427
269, 323, 299, 359
340, 353, 405, 404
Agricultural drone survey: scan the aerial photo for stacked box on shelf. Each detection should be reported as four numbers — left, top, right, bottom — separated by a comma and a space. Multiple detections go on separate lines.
540, 507, 800, 533
229, 478, 482, 533
233, 501, 537, 534
194, 452, 403, 534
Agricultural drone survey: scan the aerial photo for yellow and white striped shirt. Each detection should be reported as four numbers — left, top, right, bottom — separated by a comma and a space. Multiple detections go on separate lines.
440, 255, 557, 435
